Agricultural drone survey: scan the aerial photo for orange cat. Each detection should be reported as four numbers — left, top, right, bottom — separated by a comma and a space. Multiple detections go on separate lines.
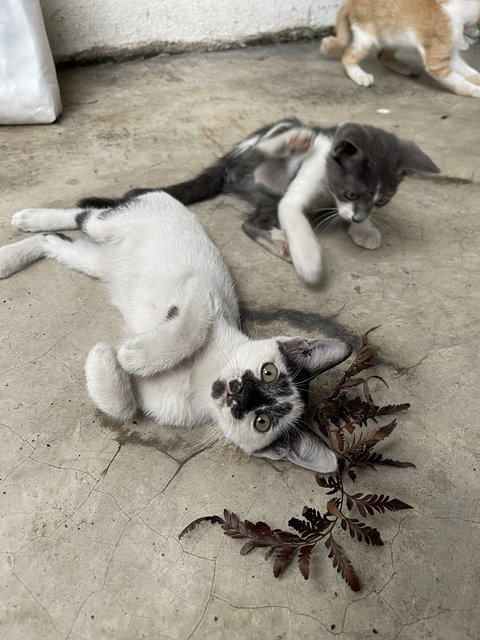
321, 0, 480, 97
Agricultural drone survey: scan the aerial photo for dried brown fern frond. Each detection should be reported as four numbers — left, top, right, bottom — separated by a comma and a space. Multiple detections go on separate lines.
179, 331, 414, 591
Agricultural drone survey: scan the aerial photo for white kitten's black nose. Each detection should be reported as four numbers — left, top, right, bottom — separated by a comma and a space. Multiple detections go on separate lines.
228, 379, 242, 395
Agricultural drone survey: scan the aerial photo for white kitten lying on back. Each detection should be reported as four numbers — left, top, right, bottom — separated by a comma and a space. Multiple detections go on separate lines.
1, 192, 352, 472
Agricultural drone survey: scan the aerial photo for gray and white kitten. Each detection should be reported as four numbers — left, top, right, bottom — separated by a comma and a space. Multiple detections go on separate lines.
76, 118, 440, 284
2, 192, 352, 472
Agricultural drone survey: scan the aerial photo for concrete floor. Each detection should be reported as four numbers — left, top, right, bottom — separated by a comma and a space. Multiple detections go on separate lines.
1, 41, 479, 640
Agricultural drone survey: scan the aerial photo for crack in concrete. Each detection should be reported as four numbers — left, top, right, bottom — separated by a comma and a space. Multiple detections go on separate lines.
12, 573, 63, 635
100, 441, 122, 478
185, 560, 217, 640
392, 606, 477, 639
64, 514, 133, 639
0, 421, 36, 448
377, 511, 413, 597
412, 508, 480, 526
292, 611, 335, 636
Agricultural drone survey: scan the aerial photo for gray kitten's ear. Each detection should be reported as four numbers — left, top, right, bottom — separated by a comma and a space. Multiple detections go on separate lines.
332, 138, 362, 161
256, 430, 338, 473
279, 337, 352, 378
399, 140, 440, 175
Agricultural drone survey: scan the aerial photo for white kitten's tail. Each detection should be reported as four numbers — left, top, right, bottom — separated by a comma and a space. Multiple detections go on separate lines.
320, 2, 351, 57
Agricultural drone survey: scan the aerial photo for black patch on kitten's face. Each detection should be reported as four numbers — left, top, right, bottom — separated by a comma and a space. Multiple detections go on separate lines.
211, 379, 226, 400
227, 370, 294, 421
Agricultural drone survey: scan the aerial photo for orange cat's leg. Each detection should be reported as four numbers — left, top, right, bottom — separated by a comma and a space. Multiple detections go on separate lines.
423, 44, 480, 97
377, 49, 419, 78
451, 54, 480, 86
341, 26, 375, 87
320, 2, 351, 57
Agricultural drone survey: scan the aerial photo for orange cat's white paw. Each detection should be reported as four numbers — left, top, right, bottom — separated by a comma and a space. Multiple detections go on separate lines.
346, 67, 374, 87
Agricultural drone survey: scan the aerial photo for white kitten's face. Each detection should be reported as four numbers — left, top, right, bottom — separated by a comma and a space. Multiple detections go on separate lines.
210, 336, 353, 472
211, 338, 304, 454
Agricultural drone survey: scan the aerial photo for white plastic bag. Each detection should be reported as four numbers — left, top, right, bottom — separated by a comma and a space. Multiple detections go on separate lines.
0, 0, 61, 124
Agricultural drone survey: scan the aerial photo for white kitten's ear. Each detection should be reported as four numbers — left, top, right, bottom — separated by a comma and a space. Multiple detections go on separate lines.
278, 337, 352, 378
399, 140, 440, 175
256, 430, 338, 473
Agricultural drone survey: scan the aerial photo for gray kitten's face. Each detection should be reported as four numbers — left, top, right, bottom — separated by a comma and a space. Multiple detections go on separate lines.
211, 336, 352, 472
326, 124, 440, 223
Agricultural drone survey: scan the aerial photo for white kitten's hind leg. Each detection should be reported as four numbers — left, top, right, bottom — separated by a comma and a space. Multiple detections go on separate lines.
85, 343, 137, 422
348, 218, 382, 250
11, 208, 82, 232
0, 234, 103, 279
0, 237, 46, 278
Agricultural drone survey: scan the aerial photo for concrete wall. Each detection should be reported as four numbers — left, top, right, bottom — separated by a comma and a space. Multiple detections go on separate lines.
39, 0, 341, 62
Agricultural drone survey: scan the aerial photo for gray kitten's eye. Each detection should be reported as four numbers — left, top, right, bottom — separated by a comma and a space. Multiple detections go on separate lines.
261, 362, 278, 383
254, 413, 272, 432
345, 190, 359, 201
375, 196, 389, 207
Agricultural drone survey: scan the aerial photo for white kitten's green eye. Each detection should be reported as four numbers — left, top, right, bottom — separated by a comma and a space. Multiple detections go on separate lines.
345, 190, 359, 201
261, 362, 278, 383
254, 413, 272, 432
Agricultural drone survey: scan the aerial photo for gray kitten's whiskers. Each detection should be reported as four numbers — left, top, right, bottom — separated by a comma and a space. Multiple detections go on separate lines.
76, 118, 439, 284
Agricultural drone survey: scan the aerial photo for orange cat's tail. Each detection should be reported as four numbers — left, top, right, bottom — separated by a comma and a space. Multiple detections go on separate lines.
320, 2, 351, 57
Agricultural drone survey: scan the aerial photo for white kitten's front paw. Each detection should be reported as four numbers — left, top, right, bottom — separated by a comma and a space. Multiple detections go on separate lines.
118, 339, 150, 376
12, 209, 45, 232
347, 67, 374, 87
85, 343, 136, 421
348, 222, 382, 250
118, 338, 161, 377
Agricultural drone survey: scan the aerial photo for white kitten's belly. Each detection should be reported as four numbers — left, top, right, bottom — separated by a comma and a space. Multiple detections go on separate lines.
135, 369, 208, 429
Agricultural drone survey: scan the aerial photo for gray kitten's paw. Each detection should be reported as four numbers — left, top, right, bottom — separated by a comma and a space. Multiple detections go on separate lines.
348, 222, 382, 250
286, 128, 315, 154
289, 232, 323, 284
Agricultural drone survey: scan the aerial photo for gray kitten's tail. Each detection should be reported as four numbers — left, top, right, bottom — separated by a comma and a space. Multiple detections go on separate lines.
320, 2, 351, 57
78, 161, 226, 210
